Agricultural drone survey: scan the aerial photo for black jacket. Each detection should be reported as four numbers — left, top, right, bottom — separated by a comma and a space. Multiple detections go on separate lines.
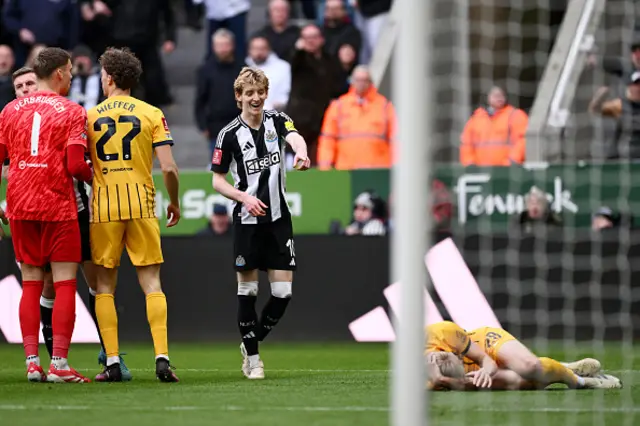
254, 25, 299, 62
83, 0, 176, 45
358, 0, 392, 18
194, 56, 245, 138
323, 21, 362, 59
0, 76, 14, 111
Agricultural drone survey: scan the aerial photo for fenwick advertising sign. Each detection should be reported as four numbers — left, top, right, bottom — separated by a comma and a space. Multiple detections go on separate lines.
0, 164, 637, 234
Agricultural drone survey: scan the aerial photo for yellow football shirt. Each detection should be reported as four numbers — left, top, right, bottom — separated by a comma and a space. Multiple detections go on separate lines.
87, 95, 174, 223
425, 321, 471, 356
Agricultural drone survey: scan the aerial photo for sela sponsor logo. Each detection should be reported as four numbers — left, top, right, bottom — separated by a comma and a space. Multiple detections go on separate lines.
454, 173, 578, 224
154, 189, 302, 219
18, 161, 48, 170
246, 151, 280, 175
162, 117, 170, 132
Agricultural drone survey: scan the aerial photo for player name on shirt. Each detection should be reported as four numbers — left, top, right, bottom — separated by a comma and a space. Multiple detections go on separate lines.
13, 95, 66, 112
95, 100, 136, 114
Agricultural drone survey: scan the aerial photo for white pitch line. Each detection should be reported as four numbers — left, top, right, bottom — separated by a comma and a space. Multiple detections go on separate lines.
477, 407, 640, 413
0, 404, 390, 413
74, 368, 390, 373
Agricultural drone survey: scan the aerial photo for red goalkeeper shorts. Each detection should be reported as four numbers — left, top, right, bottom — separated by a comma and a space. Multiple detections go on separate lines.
11, 220, 81, 267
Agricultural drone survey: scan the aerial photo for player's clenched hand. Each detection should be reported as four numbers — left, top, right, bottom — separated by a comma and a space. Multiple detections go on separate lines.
293, 154, 311, 171
467, 369, 492, 389
166, 203, 181, 228
241, 194, 268, 217
0, 207, 8, 240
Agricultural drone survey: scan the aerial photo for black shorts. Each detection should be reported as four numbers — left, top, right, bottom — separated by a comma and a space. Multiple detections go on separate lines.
234, 218, 296, 272
78, 209, 91, 262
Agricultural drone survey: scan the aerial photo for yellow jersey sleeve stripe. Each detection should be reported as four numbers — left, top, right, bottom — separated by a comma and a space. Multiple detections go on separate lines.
152, 140, 174, 148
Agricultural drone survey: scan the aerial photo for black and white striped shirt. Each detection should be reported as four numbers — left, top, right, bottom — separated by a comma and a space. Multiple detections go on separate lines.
210, 110, 297, 224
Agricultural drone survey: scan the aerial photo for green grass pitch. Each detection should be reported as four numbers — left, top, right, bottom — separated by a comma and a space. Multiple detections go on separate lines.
0, 342, 637, 426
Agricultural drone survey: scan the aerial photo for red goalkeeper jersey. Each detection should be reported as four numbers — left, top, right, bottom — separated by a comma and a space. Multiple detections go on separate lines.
0, 91, 88, 221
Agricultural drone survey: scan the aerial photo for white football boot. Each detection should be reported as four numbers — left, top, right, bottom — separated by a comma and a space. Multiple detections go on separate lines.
247, 360, 265, 380
239, 343, 250, 377
562, 358, 602, 377
582, 374, 622, 389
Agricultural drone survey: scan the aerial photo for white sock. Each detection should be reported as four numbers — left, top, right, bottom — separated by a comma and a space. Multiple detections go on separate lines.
52, 356, 69, 370
155, 354, 169, 362
576, 376, 585, 387
106, 356, 120, 366
248, 354, 261, 368
26, 355, 40, 367
39, 296, 54, 309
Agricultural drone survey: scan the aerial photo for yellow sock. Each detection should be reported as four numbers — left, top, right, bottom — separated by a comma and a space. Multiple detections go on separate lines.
538, 357, 578, 388
95, 294, 119, 358
146, 292, 168, 358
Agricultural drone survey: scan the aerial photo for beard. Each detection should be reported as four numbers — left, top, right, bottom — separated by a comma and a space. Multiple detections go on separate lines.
252, 55, 267, 65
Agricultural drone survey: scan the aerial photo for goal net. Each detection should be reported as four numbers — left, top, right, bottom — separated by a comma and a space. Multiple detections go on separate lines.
387, 0, 638, 423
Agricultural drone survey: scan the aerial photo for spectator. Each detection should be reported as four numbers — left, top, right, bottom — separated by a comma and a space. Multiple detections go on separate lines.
197, 204, 232, 237
322, 0, 362, 60
387, 180, 453, 243
93, 0, 175, 107
601, 39, 640, 81
245, 35, 291, 111
515, 186, 562, 234
460, 86, 528, 166
68, 44, 104, 110
199, 0, 250, 63
337, 44, 357, 90
344, 191, 387, 236
24, 43, 44, 68
356, 0, 391, 64
195, 29, 245, 160
317, 65, 395, 170
289, 0, 317, 20
591, 207, 623, 231
287, 24, 343, 167
255, 0, 300, 64
0, 45, 15, 110
3, 0, 79, 66
589, 73, 640, 159
79, 0, 114, 56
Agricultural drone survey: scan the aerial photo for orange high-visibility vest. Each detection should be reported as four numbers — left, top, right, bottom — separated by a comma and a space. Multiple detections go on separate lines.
317, 86, 396, 170
460, 105, 528, 166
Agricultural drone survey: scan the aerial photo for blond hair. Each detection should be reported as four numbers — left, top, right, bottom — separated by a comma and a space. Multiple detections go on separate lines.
233, 67, 270, 109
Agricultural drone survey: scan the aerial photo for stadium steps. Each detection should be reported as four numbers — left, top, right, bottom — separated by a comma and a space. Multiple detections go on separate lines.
160, 1, 269, 169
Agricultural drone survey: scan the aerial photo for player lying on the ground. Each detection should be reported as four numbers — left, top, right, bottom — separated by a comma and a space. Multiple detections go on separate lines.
462, 326, 621, 389
8, 66, 132, 381
0, 47, 94, 383
425, 321, 498, 388
428, 351, 622, 391
425, 322, 622, 390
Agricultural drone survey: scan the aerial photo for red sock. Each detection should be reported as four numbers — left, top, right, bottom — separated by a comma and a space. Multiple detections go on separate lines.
52, 279, 76, 359
19, 280, 44, 358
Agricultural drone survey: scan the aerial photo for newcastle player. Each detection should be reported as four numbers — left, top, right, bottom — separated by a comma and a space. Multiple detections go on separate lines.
211, 67, 310, 380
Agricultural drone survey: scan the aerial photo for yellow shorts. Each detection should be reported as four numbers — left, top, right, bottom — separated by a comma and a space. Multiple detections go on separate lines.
90, 219, 164, 268
463, 327, 517, 373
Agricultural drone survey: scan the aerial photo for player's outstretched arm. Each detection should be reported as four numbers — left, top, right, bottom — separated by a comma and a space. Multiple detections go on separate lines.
212, 173, 267, 217
285, 133, 311, 171
464, 342, 498, 389
155, 145, 181, 227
